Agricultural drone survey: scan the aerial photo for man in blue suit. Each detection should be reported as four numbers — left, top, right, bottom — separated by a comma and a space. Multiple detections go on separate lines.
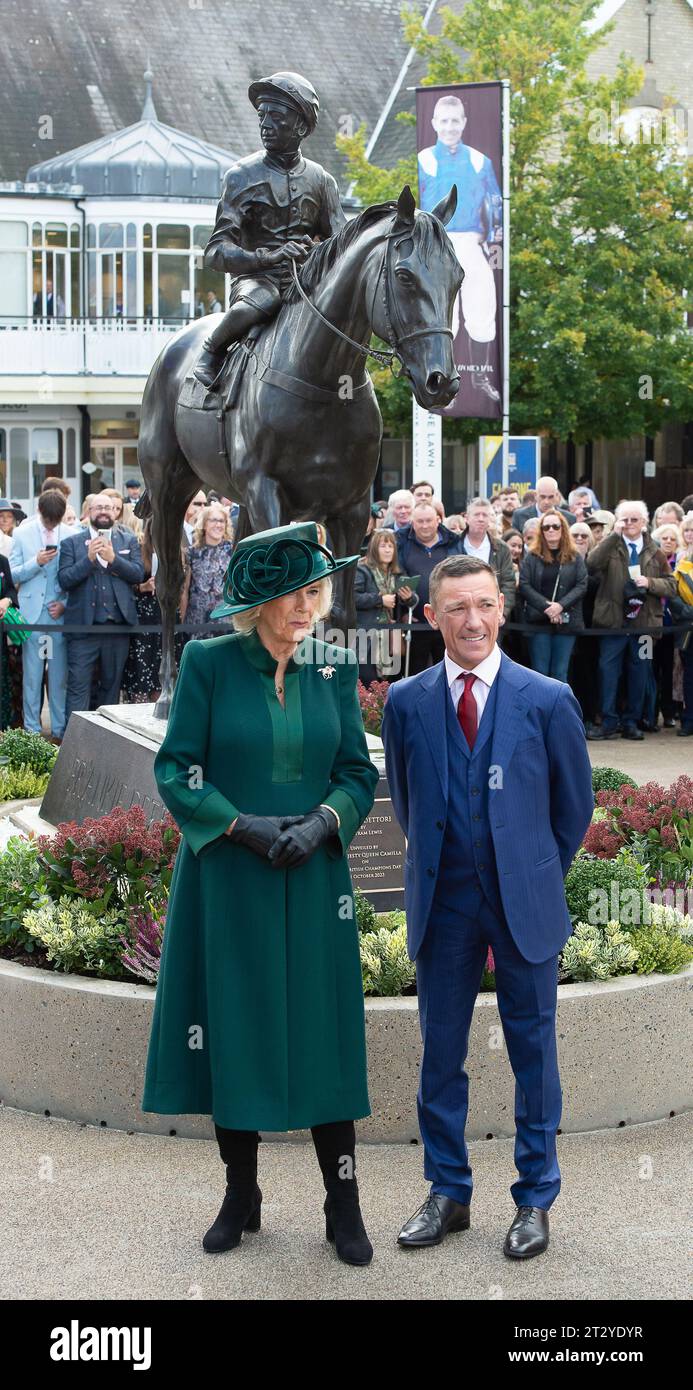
382, 554, 593, 1258
58, 493, 144, 721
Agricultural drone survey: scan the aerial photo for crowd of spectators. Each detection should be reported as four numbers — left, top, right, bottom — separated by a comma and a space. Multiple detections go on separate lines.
0, 478, 240, 740
359, 476, 693, 740
1, 472, 692, 743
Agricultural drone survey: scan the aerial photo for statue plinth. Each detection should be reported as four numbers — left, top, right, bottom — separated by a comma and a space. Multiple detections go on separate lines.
38, 706, 404, 910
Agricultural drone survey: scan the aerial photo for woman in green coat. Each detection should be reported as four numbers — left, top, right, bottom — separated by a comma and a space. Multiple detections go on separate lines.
142, 521, 379, 1265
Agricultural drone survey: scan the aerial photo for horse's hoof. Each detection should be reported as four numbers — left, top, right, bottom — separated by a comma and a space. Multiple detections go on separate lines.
153, 696, 170, 720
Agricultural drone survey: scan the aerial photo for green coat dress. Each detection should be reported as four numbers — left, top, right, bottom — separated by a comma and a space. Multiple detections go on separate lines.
141, 627, 379, 1131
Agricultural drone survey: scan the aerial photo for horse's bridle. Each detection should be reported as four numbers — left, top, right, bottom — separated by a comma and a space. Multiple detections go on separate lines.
289, 217, 455, 375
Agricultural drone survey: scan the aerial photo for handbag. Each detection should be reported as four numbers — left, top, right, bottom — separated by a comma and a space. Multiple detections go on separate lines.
543, 565, 569, 624
2, 606, 30, 646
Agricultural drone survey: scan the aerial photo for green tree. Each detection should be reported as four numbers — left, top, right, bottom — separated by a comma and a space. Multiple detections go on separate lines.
338, 0, 693, 443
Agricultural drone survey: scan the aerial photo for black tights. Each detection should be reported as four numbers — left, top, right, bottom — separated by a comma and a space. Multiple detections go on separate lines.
214, 1119, 356, 1184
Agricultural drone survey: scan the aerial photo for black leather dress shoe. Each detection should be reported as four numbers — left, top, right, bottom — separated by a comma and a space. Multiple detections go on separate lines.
397, 1191, 470, 1248
503, 1205, 549, 1259
622, 725, 644, 740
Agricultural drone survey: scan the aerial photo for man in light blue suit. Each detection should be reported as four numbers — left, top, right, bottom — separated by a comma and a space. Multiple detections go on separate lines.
9, 489, 77, 740
382, 554, 593, 1259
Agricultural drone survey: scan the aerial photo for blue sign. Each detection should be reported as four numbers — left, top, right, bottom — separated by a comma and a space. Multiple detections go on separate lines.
480, 436, 540, 498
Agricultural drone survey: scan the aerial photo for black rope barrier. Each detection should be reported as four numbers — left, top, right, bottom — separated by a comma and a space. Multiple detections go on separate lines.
0, 618, 691, 637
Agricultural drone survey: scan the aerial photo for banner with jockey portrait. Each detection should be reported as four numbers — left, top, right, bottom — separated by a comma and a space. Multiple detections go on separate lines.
416, 81, 504, 420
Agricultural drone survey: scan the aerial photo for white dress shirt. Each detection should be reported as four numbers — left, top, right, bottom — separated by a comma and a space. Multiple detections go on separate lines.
444, 643, 502, 723
462, 532, 491, 563
623, 532, 644, 557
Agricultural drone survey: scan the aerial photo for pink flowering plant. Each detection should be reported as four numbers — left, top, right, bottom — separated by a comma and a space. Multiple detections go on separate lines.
120, 904, 166, 983
357, 678, 391, 735
582, 776, 693, 886
35, 805, 180, 915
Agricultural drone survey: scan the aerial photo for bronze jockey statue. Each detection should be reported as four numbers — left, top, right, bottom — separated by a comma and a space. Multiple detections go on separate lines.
194, 71, 345, 389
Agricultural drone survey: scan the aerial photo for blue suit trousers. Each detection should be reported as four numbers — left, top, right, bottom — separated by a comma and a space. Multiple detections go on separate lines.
416, 896, 562, 1210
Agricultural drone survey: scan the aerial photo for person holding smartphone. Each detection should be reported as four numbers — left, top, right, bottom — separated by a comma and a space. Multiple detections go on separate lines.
8, 488, 77, 741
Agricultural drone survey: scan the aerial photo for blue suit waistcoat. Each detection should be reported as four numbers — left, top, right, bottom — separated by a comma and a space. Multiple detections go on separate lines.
381, 650, 594, 964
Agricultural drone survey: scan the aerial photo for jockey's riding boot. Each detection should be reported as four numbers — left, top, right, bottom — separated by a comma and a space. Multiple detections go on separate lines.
193, 336, 228, 390
193, 300, 264, 389
468, 335, 500, 403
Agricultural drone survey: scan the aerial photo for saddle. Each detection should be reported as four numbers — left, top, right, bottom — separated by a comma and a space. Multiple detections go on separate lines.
177, 329, 263, 415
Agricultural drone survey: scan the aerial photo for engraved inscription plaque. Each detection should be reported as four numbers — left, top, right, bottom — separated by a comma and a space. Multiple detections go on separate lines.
40, 712, 166, 827
347, 772, 405, 912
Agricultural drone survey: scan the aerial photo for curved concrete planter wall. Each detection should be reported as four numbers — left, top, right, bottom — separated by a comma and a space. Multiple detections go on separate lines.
1, 959, 690, 1141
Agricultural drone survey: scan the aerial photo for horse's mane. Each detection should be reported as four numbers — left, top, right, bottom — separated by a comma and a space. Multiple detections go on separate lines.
286, 199, 452, 302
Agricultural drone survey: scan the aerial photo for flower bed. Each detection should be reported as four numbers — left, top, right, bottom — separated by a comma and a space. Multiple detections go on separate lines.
1, 788, 691, 1140
2, 792, 692, 994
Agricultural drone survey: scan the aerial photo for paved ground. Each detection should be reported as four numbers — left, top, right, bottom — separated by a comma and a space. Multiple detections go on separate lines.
1, 1106, 689, 1301
587, 726, 687, 783
2, 718, 684, 1303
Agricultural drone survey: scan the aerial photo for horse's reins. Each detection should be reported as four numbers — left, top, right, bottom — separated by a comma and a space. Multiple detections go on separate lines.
288, 217, 454, 376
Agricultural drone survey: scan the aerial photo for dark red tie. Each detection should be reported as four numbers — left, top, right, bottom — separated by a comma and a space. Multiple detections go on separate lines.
457, 673, 478, 750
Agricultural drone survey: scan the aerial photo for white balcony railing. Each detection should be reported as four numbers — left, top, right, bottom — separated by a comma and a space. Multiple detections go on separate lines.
0, 318, 188, 377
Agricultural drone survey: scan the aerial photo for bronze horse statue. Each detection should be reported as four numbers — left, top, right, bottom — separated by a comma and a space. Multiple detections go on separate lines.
136, 184, 462, 716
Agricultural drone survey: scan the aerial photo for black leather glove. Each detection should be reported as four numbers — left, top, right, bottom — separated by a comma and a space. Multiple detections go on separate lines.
227, 813, 304, 858
267, 807, 338, 869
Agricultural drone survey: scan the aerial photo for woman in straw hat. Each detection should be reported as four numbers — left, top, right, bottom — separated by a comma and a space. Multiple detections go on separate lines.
142, 522, 378, 1265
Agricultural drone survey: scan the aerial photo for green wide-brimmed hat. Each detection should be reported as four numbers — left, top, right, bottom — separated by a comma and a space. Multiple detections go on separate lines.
210, 521, 360, 619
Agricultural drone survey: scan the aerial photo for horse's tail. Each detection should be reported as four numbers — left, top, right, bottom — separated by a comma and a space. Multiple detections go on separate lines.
133, 488, 152, 520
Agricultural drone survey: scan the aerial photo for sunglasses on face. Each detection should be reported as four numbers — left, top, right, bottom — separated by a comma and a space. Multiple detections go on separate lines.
542, 523, 562, 531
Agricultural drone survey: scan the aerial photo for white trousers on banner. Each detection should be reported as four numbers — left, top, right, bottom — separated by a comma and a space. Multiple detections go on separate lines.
448, 231, 497, 344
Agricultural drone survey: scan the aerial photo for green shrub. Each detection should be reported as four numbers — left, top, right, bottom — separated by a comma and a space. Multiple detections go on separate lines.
21, 896, 131, 977
360, 923, 415, 996
0, 765, 51, 802
591, 766, 638, 795
0, 835, 50, 951
0, 729, 58, 776
559, 920, 639, 982
373, 909, 406, 933
354, 885, 377, 935
630, 919, 693, 975
565, 854, 647, 926
641, 901, 693, 938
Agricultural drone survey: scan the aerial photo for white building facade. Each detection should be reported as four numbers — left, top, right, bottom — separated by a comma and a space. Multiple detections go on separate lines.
0, 75, 232, 511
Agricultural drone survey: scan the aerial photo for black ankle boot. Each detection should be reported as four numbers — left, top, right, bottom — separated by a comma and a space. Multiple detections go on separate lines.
311, 1120, 373, 1267
324, 1181, 373, 1266
202, 1170, 262, 1253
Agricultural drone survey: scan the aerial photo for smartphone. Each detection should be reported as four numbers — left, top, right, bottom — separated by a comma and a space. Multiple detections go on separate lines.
45, 544, 58, 552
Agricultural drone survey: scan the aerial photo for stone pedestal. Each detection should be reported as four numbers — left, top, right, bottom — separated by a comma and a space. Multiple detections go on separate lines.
38, 705, 405, 908
39, 707, 167, 828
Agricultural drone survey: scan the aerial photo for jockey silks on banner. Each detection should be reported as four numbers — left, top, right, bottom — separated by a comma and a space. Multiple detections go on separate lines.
416, 80, 504, 420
